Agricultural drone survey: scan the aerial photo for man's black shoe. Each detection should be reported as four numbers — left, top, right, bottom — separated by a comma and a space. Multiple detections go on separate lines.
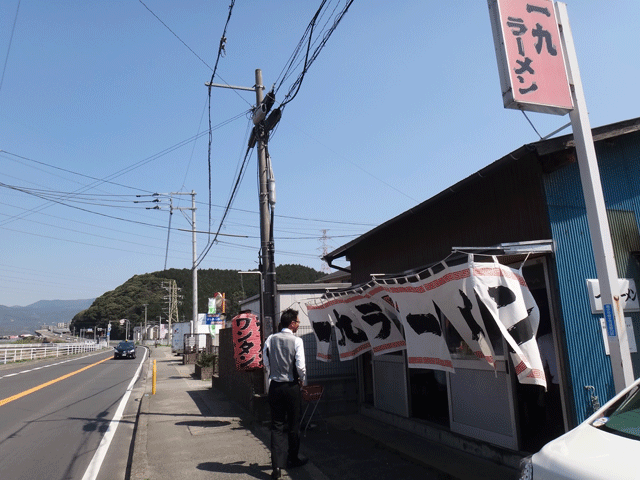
287, 457, 308, 468
271, 467, 281, 479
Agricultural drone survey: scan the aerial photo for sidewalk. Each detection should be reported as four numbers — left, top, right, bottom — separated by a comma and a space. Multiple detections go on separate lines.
129, 347, 519, 480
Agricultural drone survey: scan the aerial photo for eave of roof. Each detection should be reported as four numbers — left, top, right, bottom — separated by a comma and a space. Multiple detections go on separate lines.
325, 117, 640, 265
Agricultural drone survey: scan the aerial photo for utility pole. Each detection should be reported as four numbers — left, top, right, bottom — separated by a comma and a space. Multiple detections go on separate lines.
165, 192, 197, 335
191, 192, 197, 335
162, 280, 179, 347
254, 69, 278, 336
142, 304, 148, 343
206, 69, 280, 337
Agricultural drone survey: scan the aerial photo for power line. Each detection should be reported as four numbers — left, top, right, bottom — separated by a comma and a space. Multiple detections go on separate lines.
0, 0, 20, 95
206, 0, 237, 244
138, 0, 213, 71
0, 181, 168, 229
0, 110, 248, 226
0, 201, 173, 243
275, 0, 355, 110
196, 145, 253, 267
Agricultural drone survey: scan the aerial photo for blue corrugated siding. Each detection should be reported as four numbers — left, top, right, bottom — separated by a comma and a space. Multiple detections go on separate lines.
544, 132, 640, 423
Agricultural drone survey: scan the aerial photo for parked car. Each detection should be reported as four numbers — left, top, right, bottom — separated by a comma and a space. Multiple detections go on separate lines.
113, 341, 136, 359
519, 376, 640, 480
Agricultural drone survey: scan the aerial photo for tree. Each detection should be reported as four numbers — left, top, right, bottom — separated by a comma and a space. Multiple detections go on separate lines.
70, 265, 324, 334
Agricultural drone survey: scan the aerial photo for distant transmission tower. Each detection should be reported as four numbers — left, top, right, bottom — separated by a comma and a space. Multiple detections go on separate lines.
318, 229, 332, 274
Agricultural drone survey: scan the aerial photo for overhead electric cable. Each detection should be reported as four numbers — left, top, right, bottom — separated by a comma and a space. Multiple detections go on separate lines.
196, 145, 253, 267
0, 181, 170, 229
0, 110, 247, 226
275, 0, 354, 110
1, 150, 151, 193
0, 224, 171, 258
0, 0, 20, 95
138, 0, 213, 71
206, 0, 237, 250
0, 203, 174, 243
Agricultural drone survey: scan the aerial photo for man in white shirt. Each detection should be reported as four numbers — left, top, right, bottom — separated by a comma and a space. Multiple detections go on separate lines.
263, 308, 307, 479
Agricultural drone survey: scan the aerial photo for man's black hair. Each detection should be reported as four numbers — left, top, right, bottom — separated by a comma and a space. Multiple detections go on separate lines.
279, 308, 299, 330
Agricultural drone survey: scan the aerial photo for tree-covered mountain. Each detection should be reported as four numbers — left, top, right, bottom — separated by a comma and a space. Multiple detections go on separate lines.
70, 264, 323, 338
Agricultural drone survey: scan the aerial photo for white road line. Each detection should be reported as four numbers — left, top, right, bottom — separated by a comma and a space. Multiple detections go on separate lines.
81, 348, 148, 480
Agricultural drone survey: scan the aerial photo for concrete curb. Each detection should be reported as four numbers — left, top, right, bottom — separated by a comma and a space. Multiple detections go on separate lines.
129, 348, 151, 480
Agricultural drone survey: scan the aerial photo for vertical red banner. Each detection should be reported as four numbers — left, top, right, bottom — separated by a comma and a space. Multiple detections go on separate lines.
231, 313, 263, 370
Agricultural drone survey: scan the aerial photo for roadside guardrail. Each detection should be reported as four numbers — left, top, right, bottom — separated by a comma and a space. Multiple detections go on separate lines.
0, 342, 105, 365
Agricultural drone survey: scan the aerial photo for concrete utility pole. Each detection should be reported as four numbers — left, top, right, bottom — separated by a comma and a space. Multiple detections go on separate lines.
147, 191, 197, 335
254, 69, 278, 336
167, 191, 198, 335
206, 69, 280, 337
191, 192, 197, 335
142, 304, 148, 342
162, 280, 179, 347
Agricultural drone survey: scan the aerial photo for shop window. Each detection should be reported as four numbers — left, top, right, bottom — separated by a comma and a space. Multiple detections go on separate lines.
408, 369, 449, 427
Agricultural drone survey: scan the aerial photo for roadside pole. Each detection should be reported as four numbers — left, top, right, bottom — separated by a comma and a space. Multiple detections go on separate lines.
254, 69, 278, 336
143, 303, 148, 343
152, 359, 157, 395
206, 69, 279, 337
556, 2, 634, 392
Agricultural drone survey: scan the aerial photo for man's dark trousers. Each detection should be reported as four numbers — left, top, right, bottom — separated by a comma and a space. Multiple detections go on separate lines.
268, 380, 301, 469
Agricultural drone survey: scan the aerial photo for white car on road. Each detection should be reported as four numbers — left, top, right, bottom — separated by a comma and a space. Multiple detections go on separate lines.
519, 376, 640, 480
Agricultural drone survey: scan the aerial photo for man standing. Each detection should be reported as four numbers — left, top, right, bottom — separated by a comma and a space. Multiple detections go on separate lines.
263, 308, 308, 479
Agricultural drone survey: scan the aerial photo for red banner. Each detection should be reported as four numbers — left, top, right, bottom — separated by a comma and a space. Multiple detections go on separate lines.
231, 313, 262, 370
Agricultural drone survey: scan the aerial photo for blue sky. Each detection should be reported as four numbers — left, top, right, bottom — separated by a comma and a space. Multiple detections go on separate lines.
1, 1, 638, 307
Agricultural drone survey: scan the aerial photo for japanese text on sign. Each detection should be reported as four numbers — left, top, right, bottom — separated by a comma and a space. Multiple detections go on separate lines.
231, 312, 263, 370
488, 0, 573, 115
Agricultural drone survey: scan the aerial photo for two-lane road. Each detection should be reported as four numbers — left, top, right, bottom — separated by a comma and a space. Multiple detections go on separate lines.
0, 347, 146, 480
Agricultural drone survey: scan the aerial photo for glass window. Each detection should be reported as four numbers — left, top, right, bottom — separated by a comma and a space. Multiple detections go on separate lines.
598, 386, 640, 441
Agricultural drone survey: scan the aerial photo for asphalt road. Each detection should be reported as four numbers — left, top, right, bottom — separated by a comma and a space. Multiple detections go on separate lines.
0, 347, 146, 480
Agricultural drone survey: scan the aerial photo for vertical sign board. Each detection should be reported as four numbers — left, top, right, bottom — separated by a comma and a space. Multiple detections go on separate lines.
489, 1, 635, 391
488, 0, 573, 115
232, 312, 262, 370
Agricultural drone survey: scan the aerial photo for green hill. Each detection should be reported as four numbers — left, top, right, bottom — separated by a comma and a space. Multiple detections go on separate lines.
70, 264, 323, 338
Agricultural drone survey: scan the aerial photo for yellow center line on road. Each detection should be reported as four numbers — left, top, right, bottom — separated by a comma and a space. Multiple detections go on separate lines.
0, 355, 113, 407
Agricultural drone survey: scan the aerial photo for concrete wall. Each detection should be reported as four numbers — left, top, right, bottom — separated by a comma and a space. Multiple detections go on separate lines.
213, 325, 359, 422
213, 327, 266, 420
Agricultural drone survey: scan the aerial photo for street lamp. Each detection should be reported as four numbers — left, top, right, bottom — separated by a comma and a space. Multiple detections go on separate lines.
119, 319, 131, 340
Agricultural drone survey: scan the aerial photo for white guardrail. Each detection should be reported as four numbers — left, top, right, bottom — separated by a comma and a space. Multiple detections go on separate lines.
0, 342, 106, 365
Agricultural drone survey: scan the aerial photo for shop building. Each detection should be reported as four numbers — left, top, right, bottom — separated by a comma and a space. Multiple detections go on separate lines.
323, 117, 640, 457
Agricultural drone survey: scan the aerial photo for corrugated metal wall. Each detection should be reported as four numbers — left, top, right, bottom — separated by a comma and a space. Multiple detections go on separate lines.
544, 131, 640, 424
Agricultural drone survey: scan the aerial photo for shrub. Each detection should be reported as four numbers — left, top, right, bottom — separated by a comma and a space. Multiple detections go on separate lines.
196, 352, 216, 367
